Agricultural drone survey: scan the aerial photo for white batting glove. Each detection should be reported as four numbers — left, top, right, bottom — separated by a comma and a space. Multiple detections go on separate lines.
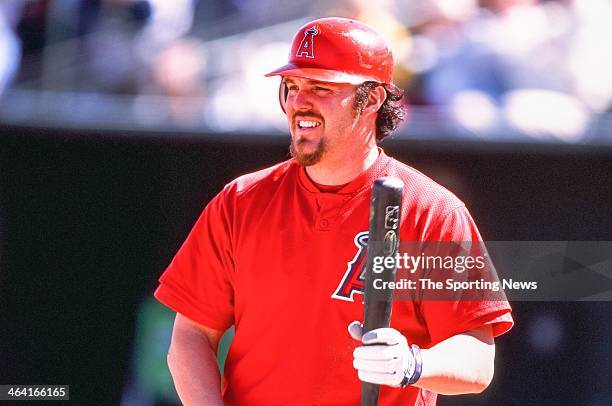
348, 321, 421, 388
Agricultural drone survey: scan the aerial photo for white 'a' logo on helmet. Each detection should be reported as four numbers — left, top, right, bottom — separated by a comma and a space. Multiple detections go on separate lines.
296, 26, 319, 59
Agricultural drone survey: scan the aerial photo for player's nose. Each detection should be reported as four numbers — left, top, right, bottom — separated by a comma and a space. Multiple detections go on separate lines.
289, 88, 313, 112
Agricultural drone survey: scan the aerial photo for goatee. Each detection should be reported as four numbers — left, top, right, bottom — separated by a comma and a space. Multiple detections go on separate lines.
290, 138, 327, 166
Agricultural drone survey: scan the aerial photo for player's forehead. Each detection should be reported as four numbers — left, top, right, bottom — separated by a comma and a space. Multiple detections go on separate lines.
282, 76, 349, 88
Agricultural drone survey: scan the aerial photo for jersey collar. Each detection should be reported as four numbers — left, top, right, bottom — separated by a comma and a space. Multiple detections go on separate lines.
297, 147, 392, 195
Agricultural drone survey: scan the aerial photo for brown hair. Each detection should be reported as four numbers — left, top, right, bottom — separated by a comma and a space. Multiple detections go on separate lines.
354, 82, 406, 141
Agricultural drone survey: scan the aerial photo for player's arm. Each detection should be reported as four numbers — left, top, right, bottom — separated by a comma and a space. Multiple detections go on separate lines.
414, 324, 495, 394
167, 313, 225, 406
350, 323, 495, 395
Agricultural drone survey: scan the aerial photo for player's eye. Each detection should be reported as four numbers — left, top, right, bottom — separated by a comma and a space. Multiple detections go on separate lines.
313, 86, 332, 93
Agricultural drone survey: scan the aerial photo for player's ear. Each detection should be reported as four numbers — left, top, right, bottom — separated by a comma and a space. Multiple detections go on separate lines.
364, 85, 386, 114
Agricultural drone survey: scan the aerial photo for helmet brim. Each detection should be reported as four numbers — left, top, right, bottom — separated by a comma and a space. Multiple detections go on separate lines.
265, 64, 374, 85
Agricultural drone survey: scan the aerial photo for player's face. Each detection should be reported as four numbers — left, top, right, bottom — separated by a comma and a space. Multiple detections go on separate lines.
283, 77, 361, 166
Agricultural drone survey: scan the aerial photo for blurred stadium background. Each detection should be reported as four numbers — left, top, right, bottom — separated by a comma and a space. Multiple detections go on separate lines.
0, 0, 610, 405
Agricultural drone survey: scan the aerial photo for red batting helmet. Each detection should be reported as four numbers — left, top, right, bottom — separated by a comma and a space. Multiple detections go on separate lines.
266, 17, 394, 112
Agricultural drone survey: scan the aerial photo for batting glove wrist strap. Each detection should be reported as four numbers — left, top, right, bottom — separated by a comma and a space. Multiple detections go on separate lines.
400, 344, 423, 387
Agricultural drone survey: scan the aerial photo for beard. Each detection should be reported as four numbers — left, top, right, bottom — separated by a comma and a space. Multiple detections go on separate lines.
289, 137, 327, 166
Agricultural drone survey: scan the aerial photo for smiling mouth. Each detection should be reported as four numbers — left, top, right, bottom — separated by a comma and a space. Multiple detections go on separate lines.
295, 119, 322, 129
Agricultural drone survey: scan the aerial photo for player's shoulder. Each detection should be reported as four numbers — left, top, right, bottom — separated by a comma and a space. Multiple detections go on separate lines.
221, 158, 297, 199
385, 156, 465, 214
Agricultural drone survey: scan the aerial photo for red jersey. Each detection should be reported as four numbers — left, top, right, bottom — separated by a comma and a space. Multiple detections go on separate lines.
155, 149, 513, 405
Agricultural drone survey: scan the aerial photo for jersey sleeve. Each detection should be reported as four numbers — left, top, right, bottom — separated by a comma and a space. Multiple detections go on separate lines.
154, 186, 235, 332
419, 206, 514, 344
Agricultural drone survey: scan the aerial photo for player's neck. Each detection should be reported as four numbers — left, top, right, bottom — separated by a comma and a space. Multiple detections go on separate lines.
305, 146, 379, 186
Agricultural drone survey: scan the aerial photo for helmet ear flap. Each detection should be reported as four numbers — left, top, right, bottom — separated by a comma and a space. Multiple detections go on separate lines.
278, 80, 288, 114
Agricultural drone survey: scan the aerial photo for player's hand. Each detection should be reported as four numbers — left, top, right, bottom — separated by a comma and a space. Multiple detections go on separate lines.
348, 321, 418, 388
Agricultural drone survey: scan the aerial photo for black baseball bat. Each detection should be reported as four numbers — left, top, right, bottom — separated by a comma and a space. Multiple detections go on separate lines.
361, 177, 404, 406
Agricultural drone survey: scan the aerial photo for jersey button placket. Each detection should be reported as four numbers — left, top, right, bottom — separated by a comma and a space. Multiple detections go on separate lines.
314, 196, 333, 231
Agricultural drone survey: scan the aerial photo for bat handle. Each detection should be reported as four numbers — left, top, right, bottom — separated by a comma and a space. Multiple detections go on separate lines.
360, 327, 384, 405
361, 381, 381, 406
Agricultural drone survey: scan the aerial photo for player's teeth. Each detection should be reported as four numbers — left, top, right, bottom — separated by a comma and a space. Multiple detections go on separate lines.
299, 120, 320, 128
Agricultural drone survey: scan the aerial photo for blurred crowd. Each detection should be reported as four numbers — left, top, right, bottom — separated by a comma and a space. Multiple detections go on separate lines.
1, 0, 612, 141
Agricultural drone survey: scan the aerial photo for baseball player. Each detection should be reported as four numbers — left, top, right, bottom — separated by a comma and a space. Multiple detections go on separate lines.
154, 17, 513, 405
